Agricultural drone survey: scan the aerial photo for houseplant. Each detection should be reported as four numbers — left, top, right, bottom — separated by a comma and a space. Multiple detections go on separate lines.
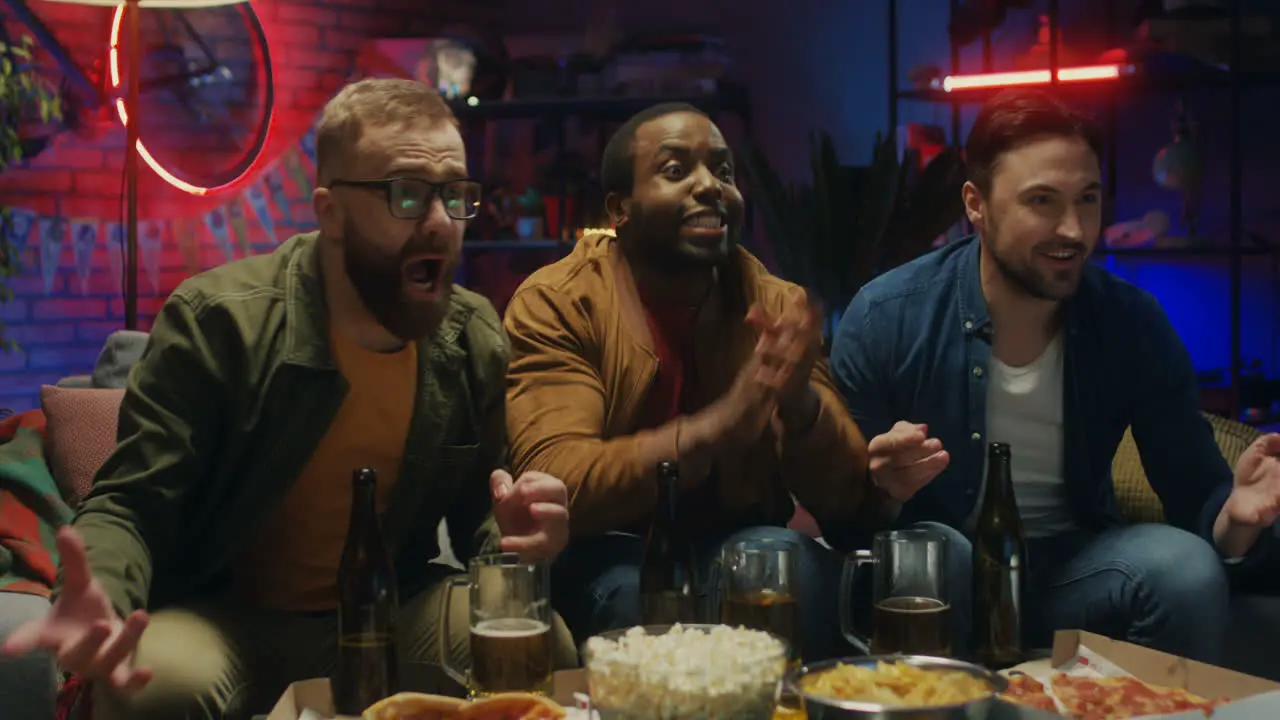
740, 131, 966, 340
0, 35, 61, 352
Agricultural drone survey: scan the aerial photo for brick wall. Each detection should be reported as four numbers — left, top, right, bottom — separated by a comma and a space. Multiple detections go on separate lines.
0, 0, 503, 411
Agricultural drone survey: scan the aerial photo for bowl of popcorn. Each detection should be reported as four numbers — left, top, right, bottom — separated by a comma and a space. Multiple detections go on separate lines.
583, 623, 789, 720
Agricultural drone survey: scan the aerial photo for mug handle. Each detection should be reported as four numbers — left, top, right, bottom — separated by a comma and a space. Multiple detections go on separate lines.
438, 575, 471, 688
839, 549, 876, 654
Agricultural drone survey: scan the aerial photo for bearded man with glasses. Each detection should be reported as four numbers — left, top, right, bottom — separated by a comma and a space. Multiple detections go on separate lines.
1, 78, 578, 719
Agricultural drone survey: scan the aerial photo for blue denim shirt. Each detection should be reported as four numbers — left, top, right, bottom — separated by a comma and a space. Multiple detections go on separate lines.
830, 237, 1271, 569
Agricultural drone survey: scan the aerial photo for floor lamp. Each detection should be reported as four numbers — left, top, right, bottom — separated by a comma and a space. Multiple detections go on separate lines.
41, 0, 247, 330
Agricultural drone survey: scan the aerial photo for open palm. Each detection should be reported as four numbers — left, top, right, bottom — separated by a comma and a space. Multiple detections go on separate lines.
1225, 434, 1280, 527
2, 527, 152, 692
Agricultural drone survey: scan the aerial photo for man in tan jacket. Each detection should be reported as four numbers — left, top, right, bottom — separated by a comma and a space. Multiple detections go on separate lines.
504, 103, 875, 660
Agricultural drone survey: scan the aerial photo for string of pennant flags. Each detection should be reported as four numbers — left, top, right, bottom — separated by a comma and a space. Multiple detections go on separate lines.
0, 121, 322, 298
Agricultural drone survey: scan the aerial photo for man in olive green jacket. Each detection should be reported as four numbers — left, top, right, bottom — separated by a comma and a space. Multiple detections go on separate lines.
2, 79, 575, 719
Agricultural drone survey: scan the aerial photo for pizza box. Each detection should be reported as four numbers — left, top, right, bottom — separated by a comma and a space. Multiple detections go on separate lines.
1002, 629, 1280, 718
265, 670, 587, 720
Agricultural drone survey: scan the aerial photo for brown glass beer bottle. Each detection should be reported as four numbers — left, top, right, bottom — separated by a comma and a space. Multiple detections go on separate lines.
973, 442, 1028, 669
639, 461, 700, 625
333, 467, 400, 714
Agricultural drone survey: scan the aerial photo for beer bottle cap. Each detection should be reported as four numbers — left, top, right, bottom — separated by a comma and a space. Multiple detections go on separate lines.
352, 467, 378, 486
987, 442, 1011, 458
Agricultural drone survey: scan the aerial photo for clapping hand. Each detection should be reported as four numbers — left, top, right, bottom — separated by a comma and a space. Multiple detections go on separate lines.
490, 470, 570, 561
744, 291, 824, 424
867, 421, 951, 502
1, 526, 152, 693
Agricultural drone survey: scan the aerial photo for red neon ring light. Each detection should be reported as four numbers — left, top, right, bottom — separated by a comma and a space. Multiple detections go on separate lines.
109, 4, 269, 196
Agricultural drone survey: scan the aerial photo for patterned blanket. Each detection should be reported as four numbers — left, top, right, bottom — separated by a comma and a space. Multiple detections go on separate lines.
0, 409, 73, 597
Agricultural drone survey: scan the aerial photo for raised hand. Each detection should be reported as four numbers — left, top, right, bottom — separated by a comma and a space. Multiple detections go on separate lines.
867, 421, 951, 501
1, 526, 152, 693
745, 291, 824, 421
1224, 433, 1280, 527
490, 470, 570, 561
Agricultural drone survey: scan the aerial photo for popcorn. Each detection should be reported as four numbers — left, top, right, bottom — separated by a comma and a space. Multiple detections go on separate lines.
584, 624, 788, 720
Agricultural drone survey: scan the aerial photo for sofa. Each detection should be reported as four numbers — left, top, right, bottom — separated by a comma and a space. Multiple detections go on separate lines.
1111, 415, 1280, 680
3, 333, 1278, 719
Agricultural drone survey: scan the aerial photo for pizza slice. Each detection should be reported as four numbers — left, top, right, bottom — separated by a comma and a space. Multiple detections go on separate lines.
999, 672, 1059, 713
456, 693, 566, 720
361, 691, 565, 720
361, 692, 466, 720
1050, 673, 1223, 720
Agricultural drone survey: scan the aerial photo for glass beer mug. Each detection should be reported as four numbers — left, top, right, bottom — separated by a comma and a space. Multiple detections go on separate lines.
839, 528, 951, 657
718, 538, 802, 661
440, 553, 553, 697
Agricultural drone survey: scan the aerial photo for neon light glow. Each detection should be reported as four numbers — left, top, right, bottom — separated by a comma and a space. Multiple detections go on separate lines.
110, 3, 268, 196
935, 64, 1132, 92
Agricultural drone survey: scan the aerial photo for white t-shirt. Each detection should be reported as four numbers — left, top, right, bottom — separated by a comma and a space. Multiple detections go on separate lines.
973, 332, 1077, 538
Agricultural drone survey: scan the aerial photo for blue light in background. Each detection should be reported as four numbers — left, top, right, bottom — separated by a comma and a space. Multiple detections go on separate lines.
1097, 253, 1280, 378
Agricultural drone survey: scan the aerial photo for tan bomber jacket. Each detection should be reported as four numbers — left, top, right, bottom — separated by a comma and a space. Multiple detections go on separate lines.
503, 231, 873, 538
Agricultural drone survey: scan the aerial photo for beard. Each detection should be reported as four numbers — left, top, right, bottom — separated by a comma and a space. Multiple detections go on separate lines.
986, 217, 1085, 302
624, 202, 735, 273
342, 216, 451, 342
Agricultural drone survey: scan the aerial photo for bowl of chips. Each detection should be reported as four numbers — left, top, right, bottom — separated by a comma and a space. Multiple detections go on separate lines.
786, 655, 1007, 719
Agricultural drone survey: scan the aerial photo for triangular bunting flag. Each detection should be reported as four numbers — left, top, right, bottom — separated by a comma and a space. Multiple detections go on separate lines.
174, 217, 199, 274
36, 216, 65, 295
226, 200, 249, 256
203, 207, 234, 264
138, 219, 165, 295
244, 182, 278, 243
104, 223, 123, 294
282, 149, 313, 199
69, 219, 97, 295
263, 165, 293, 223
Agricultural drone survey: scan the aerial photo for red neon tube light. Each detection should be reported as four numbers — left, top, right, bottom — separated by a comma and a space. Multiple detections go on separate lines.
933, 64, 1133, 92
109, 4, 262, 196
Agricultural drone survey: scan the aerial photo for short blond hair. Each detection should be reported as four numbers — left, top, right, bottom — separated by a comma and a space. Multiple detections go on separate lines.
314, 78, 459, 185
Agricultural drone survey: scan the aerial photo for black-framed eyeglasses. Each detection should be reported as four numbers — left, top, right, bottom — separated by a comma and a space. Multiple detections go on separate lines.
329, 177, 483, 221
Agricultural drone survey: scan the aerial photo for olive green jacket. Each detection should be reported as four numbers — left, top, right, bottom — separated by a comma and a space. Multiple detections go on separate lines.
72, 233, 505, 616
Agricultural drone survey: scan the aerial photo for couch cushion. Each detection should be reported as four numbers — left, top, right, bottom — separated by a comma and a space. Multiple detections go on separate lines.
40, 385, 125, 506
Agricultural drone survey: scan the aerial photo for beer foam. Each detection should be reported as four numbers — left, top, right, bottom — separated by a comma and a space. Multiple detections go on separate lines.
585, 624, 787, 719
472, 618, 550, 637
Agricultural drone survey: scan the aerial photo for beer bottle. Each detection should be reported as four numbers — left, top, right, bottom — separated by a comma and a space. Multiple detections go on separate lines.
639, 461, 699, 625
333, 468, 400, 715
973, 442, 1028, 669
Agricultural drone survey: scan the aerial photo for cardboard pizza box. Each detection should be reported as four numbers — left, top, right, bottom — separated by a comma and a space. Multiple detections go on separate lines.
266, 670, 585, 720
1006, 629, 1280, 718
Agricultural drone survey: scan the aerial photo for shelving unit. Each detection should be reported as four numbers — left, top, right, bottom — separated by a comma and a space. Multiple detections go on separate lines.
886, 0, 1280, 418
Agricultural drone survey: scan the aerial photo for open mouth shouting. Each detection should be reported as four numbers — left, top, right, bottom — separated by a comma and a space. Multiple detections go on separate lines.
402, 254, 447, 300
682, 208, 728, 243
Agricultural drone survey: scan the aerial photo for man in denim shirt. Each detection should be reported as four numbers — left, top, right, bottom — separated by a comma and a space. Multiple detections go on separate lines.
831, 89, 1280, 663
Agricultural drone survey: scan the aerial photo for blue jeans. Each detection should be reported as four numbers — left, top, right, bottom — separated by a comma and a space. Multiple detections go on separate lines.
0, 593, 57, 720
551, 525, 850, 661
909, 521, 1229, 664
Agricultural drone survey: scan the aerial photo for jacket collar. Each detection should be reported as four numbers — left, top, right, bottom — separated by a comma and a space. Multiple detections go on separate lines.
280, 231, 468, 372
587, 231, 761, 354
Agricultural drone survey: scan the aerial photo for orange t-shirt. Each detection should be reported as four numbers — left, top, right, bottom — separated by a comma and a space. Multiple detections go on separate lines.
235, 326, 417, 611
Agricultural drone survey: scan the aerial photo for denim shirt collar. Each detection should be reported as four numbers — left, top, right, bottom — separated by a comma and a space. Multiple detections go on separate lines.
954, 234, 1084, 340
